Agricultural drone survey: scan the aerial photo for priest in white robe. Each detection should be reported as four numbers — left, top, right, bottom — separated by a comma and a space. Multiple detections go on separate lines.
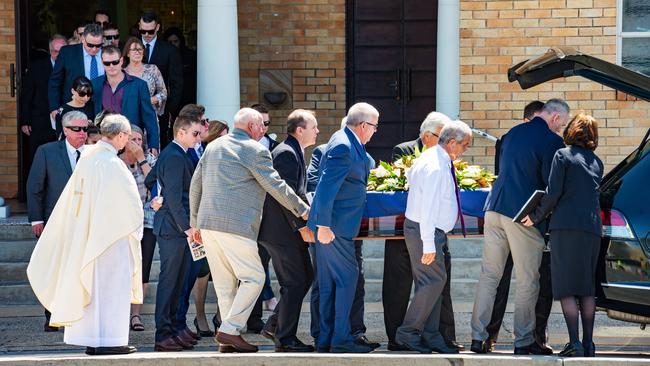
27, 114, 144, 356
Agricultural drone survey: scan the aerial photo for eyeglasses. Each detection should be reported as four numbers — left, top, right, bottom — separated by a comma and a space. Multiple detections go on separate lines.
129, 47, 144, 53
66, 126, 89, 132
263, 120, 271, 126
363, 121, 379, 131
139, 29, 156, 35
85, 41, 103, 49
76, 91, 92, 97
104, 35, 119, 41
102, 59, 120, 66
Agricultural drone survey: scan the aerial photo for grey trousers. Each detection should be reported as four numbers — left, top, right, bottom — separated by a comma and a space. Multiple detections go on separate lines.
395, 219, 448, 346
471, 211, 545, 347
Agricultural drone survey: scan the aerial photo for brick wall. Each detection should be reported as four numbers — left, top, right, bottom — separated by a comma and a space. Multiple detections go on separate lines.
0, 0, 16, 198
237, 0, 346, 146
459, 0, 650, 172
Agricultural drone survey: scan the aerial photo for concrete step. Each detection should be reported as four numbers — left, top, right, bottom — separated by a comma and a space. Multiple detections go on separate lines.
0, 217, 32, 240
0, 277, 514, 306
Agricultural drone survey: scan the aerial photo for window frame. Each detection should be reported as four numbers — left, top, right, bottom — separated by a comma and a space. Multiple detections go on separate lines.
616, 0, 650, 68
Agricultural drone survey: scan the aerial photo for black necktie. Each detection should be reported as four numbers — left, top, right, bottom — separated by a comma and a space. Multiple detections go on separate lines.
145, 43, 151, 63
75, 150, 81, 162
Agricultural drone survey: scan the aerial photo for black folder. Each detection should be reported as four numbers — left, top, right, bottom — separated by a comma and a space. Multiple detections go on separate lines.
512, 190, 545, 223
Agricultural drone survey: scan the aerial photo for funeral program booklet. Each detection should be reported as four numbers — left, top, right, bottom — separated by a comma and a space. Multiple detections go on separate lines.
512, 190, 545, 223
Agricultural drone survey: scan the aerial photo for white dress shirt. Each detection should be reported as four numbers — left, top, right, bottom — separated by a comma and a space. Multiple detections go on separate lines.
82, 47, 105, 80
142, 36, 158, 63
259, 135, 271, 150
404, 144, 458, 254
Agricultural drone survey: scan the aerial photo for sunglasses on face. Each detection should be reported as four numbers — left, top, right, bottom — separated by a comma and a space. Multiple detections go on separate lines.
104, 35, 119, 41
263, 120, 271, 126
139, 29, 156, 35
76, 90, 92, 97
66, 126, 89, 132
85, 42, 103, 49
102, 59, 120, 66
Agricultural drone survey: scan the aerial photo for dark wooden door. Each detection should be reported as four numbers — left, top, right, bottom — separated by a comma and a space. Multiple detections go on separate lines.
346, 0, 438, 162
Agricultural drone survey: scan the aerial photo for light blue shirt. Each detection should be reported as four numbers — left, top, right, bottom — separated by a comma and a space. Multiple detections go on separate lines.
82, 47, 104, 80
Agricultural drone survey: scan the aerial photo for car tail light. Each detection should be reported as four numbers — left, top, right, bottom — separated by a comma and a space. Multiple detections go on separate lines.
601, 209, 636, 239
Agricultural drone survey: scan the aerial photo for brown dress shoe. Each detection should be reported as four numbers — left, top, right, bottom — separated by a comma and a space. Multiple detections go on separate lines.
154, 337, 183, 352
173, 335, 194, 350
216, 331, 258, 353
178, 329, 198, 345
183, 327, 200, 341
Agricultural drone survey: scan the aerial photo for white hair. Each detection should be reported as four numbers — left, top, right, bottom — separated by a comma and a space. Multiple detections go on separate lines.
233, 107, 262, 127
419, 111, 451, 137
340, 116, 347, 130
61, 111, 88, 127
346, 102, 379, 127
438, 120, 472, 146
100, 114, 131, 138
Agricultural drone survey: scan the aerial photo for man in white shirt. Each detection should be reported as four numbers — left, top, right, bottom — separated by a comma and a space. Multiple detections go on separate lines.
27, 111, 89, 332
395, 120, 472, 354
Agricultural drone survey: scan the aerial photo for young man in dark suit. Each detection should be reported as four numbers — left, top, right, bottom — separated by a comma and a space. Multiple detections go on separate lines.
27, 111, 89, 332
139, 10, 183, 148
48, 23, 104, 118
152, 115, 202, 352
257, 109, 318, 352
21, 35, 67, 168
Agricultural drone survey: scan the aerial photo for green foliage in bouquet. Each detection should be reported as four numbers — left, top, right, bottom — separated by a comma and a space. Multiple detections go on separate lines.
367, 146, 496, 191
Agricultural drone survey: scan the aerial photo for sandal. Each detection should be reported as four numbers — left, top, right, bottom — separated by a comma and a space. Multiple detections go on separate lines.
130, 314, 145, 331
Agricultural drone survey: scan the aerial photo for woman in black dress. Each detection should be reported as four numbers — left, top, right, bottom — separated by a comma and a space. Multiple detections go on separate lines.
54, 76, 95, 139
522, 113, 603, 357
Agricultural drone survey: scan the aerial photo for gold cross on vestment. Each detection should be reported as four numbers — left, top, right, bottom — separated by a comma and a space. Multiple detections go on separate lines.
74, 178, 84, 217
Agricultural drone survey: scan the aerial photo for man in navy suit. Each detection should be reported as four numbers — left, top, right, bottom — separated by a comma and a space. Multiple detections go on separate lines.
307, 102, 379, 353
90, 45, 159, 153
470, 99, 569, 355
152, 115, 203, 352
48, 23, 104, 118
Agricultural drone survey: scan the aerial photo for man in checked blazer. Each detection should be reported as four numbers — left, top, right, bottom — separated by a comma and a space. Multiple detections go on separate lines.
189, 107, 309, 353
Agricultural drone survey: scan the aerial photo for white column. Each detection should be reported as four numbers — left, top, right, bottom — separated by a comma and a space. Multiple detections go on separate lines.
197, 0, 240, 125
436, 0, 460, 119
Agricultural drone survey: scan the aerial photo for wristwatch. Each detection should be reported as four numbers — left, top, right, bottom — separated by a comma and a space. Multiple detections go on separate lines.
137, 160, 148, 167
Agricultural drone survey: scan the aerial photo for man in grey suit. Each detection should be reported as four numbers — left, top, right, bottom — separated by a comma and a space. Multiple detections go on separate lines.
189, 107, 309, 353
27, 110, 89, 332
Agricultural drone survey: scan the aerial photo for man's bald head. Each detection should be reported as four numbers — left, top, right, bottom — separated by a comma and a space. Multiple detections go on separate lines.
234, 108, 264, 140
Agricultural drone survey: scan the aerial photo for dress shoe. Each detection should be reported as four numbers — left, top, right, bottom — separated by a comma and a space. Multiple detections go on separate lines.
178, 329, 198, 345
154, 338, 183, 352
446, 340, 465, 351
261, 328, 276, 343
425, 336, 459, 354
216, 331, 258, 353
172, 335, 194, 350
583, 341, 595, 357
44, 320, 59, 332
387, 341, 410, 351
394, 338, 432, 354
85, 345, 137, 355
355, 335, 381, 349
194, 317, 215, 338
316, 345, 331, 353
471, 339, 490, 354
275, 338, 315, 352
183, 327, 200, 341
330, 341, 374, 353
558, 341, 584, 357
537, 341, 554, 355
486, 338, 496, 352
246, 319, 265, 334
514, 340, 554, 355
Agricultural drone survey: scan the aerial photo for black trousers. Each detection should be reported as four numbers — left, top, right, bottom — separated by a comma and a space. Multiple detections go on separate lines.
259, 235, 314, 344
158, 113, 172, 149
486, 251, 553, 343
154, 235, 190, 342
383, 239, 456, 344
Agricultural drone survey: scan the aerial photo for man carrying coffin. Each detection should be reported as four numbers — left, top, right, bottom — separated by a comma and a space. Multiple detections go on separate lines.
27, 114, 144, 356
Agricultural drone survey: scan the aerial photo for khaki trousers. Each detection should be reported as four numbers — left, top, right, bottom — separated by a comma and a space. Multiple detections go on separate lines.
202, 229, 264, 336
471, 211, 545, 347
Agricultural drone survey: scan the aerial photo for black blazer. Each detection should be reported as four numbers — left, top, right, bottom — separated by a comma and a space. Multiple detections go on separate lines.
146, 39, 183, 115
485, 117, 565, 220
48, 44, 86, 112
153, 142, 194, 237
392, 137, 424, 161
258, 135, 308, 244
21, 57, 53, 127
26, 140, 73, 222
529, 146, 604, 236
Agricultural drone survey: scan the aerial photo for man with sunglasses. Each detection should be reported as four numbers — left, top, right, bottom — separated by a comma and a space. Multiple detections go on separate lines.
26, 111, 89, 332
90, 45, 159, 154
49, 23, 104, 119
94, 10, 110, 28
103, 23, 120, 48
139, 10, 183, 148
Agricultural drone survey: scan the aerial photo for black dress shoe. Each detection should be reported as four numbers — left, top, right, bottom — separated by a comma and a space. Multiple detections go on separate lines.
276, 338, 315, 352
86, 345, 137, 355
396, 340, 432, 354
537, 342, 554, 355
316, 345, 330, 353
330, 342, 374, 353
514, 340, 554, 355
355, 335, 380, 349
446, 341, 465, 351
583, 341, 595, 357
194, 317, 215, 337
261, 328, 276, 342
426, 337, 459, 354
558, 341, 584, 357
471, 339, 490, 354
387, 341, 410, 351
246, 319, 265, 334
